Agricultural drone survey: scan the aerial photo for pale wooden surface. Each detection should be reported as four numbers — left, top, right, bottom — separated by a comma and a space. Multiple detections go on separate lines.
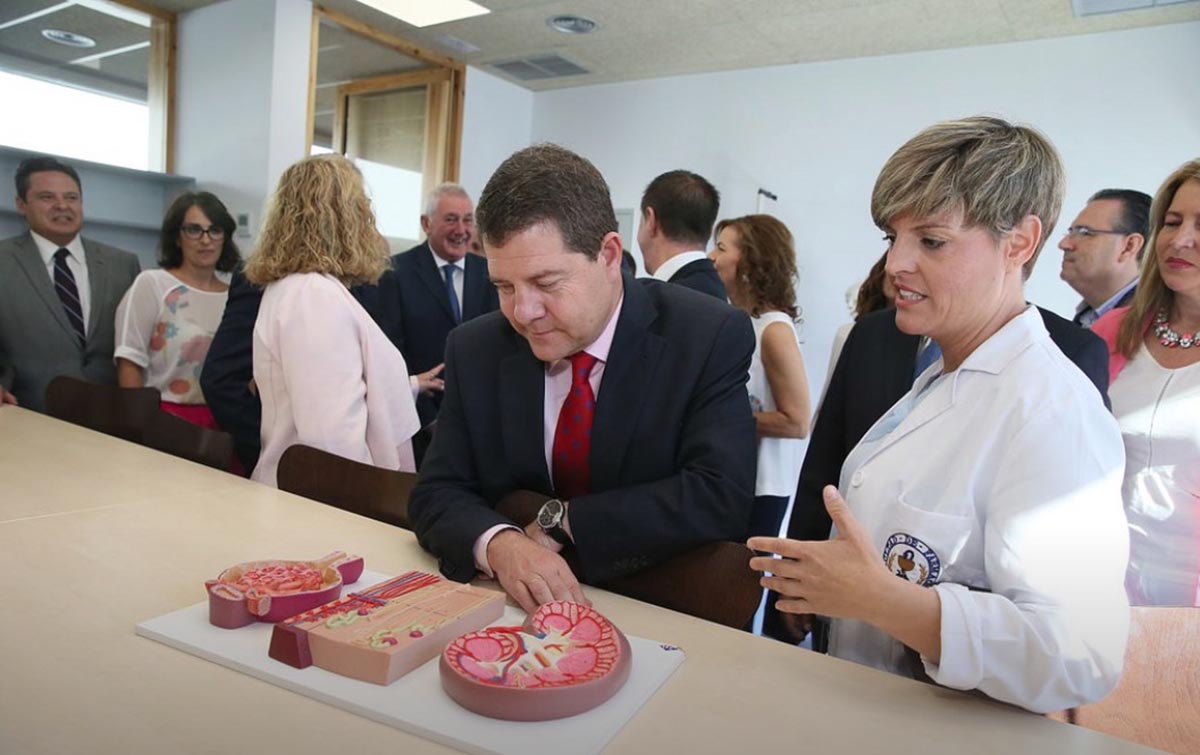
0, 407, 1162, 754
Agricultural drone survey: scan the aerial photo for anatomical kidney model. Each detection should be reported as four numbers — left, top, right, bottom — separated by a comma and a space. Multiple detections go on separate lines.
440, 601, 633, 721
205, 551, 364, 629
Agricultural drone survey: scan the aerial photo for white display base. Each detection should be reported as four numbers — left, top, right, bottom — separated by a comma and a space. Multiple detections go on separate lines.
136, 571, 685, 755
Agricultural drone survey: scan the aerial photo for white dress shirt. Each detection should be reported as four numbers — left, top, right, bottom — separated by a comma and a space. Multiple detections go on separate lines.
429, 246, 465, 310
651, 250, 708, 282
828, 306, 1130, 713
31, 230, 90, 335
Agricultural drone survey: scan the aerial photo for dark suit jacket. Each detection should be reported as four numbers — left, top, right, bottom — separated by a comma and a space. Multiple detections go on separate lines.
199, 268, 403, 472
387, 242, 499, 425
0, 232, 140, 411
668, 258, 727, 300
788, 305, 1111, 544
409, 275, 757, 585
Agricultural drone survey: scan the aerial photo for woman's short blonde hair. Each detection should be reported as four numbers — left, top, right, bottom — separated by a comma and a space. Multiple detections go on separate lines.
1115, 158, 1200, 358
244, 154, 389, 287
871, 115, 1064, 278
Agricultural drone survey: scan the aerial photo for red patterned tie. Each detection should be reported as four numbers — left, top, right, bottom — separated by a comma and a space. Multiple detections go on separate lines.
552, 351, 598, 500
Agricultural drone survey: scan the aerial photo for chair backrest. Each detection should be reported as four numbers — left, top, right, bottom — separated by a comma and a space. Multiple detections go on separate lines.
602, 541, 763, 629
494, 490, 762, 629
141, 410, 235, 471
276, 444, 416, 529
45, 376, 160, 444
1059, 606, 1200, 755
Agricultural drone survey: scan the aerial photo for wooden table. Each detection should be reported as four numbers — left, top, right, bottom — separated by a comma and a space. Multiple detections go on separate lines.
0, 407, 1158, 754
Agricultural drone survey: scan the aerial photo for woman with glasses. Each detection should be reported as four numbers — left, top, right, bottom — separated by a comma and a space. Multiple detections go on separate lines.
115, 191, 238, 431
243, 155, 420, 487
1093, 158, 1200, 606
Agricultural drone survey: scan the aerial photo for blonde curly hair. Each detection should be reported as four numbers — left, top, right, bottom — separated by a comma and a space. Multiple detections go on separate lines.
244, 154, 389, 287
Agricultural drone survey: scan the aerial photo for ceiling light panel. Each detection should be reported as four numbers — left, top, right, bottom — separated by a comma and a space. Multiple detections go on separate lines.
354, 0, 490, 27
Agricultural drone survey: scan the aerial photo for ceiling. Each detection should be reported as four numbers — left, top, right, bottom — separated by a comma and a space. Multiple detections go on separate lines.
144, 0, 1199, 91
2, 0, 1197, 97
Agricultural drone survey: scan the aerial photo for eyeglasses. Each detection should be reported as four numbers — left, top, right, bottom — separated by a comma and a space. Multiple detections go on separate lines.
181, 223, 226, 240
1064, 225, 1126, 240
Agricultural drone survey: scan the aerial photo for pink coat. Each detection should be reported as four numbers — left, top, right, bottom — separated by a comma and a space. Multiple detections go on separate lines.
1091, 306, 1153, 384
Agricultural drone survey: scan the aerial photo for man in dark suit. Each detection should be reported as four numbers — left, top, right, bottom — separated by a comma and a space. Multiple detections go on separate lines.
0, 157, 140, 411
409, 145, 756, 613
388, 183, 499, 425
769, 304, 1110, 643
1058, 188, 1150, 327
199, 267, 431, 473
637, 170, 727, 300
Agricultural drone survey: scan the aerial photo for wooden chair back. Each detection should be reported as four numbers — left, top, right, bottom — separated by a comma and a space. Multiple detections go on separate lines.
1055, 606, 1200, 755
44, 376, 160, 444
276, 444, 416, 529
496, 490, 762, 629
141, 410, 235, 471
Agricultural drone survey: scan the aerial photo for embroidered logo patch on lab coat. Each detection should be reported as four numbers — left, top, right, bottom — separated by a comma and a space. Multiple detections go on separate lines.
883, 532, 941, 586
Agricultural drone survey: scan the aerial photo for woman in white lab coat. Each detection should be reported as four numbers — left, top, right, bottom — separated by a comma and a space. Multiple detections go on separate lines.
749, 116, 1130, 714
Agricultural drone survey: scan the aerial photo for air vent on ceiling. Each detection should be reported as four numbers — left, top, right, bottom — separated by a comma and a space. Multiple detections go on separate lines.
489, 55, 590, 81
1072, 0, 1195, 15
436, 34, 480, 55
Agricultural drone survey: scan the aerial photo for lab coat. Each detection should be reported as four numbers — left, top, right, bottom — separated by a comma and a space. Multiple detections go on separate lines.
829, 306, 1130, 713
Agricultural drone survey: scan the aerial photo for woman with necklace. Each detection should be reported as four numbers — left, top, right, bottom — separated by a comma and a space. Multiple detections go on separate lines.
1094, 158, 1200, 606
115, 192, 237, 430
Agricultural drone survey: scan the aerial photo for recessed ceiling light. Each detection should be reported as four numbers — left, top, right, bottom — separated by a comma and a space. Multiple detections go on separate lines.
42, 29, 97, 48
354, 0, 490, 27
547, 15, 598, 34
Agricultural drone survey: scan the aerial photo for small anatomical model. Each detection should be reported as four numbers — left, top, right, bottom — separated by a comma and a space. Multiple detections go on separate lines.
205, 551, 364, 628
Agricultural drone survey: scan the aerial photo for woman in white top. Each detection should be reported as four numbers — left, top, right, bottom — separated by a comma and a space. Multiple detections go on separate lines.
243, 155, 421, 487
1094, 158, 1200, 607
708, 214, 811, 539
114, 191, 237, 429
748, 117, 1129, 713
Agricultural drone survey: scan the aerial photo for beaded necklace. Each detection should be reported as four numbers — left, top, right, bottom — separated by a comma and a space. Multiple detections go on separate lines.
1153, 308, 1198, 349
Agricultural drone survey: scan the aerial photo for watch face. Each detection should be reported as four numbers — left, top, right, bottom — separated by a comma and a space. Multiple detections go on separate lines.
537, 500, 563, 529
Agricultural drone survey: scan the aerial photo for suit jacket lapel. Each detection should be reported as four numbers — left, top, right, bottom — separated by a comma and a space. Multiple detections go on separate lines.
499, 335, 552, 491
12, 233, 77, 341
415, 242, 456, 321
589, 276, 664, 489
462, 254, 488, 320
82, 238, 106, 340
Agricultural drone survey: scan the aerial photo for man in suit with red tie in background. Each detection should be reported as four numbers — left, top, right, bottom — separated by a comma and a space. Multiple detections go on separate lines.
410, 145, 757, 613
0, 157, 140, 411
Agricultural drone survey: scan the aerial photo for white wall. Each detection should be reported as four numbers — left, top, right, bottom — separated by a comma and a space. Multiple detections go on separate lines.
174, 0, 312, 244
459, 66, 535, 203
531, 21, 1200, 396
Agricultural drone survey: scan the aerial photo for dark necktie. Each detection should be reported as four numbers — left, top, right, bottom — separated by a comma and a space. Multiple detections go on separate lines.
444, 264, 462, 324
552, 352, 599, 500
53, 248, 86, 345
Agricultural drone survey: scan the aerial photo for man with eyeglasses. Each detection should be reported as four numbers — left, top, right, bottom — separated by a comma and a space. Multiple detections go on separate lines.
0, 156, 140, 411
1058, 188, 1151, 327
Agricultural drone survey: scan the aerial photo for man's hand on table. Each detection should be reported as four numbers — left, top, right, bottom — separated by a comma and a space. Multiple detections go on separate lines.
486, 528, 589, 614
1, 388, 17, 406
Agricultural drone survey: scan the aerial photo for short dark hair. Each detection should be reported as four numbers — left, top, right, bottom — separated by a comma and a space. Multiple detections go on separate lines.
15, 156, 82, 199
1089, 188, 1152, 260
476, 143, 617, 260
640, 170, 720, 247
158, 191, 241, 273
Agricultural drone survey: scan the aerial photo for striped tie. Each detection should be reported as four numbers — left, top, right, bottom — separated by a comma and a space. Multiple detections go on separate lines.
53, 248, 86, 344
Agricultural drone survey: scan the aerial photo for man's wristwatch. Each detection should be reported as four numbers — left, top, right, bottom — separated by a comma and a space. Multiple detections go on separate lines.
535, 499, 571, 545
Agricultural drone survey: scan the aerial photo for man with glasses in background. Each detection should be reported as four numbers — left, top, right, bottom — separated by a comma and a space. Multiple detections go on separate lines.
1058, 188, 1151, 327
0, 156, 140, 410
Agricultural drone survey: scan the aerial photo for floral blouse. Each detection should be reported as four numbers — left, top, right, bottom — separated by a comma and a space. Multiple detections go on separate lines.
114, 269, 230, 404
